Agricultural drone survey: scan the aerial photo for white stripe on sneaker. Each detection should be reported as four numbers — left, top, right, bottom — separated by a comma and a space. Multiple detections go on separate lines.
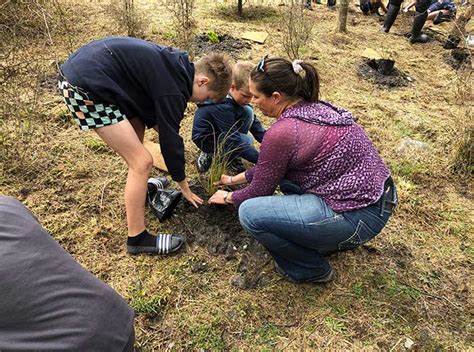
165, 234, 170, 254
159, 234, 164, 254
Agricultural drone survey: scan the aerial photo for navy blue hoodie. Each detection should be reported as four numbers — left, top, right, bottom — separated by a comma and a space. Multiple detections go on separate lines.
192, 96, 265, 152
60, 37, 194, 182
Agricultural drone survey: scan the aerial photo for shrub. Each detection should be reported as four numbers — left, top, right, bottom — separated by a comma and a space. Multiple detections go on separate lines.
106, 0, 148, 38
280, 0, 314, 60
168, 0, 197, 59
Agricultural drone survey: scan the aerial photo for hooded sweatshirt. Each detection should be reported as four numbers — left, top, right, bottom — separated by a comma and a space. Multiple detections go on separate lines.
60, 37, 194, 182
192, 95, 265, 153
231, 101, 390, 211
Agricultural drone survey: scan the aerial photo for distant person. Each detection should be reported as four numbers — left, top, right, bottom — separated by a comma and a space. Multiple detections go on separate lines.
404, 0, 457, 23
327, 0, 337, 9
0, 196, 135, 351
209, 56, 397, 284
360, 0, 388, 15
59, 37, 232, 255
192, 61, 266, 174
382, 0, 432, 42
304, 0, 322, 10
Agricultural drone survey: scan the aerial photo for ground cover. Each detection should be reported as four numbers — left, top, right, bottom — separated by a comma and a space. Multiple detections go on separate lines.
0, 0, 472, 350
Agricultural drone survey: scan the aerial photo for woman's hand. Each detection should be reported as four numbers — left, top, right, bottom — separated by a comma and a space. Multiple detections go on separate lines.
213, 172, 247, 187
213, 174, 233, 187
178, 179, 203, 208
208, 190, 232, 205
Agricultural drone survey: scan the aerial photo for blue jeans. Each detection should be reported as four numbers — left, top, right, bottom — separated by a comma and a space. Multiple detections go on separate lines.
239, 178, 397, 282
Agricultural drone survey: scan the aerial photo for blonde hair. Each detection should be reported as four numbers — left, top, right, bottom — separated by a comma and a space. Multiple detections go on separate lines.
232, 61, 253, 90
194, 52, 233, 101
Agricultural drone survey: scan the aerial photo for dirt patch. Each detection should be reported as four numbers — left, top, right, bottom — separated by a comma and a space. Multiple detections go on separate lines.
40, 69, 60, 94
171, 185, 271, 289
443, 48, 473, 70
192, 33, 251, 58
357, 58, 414, 88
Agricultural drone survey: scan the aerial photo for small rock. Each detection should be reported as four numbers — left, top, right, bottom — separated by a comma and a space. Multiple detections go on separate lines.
397, 137, 429, 154
404, 337, 415, 350
231, 275, 248, 289
191, 261, 209, 273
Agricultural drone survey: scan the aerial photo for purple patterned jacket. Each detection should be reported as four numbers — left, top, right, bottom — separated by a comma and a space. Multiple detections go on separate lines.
231, 101, 390, 212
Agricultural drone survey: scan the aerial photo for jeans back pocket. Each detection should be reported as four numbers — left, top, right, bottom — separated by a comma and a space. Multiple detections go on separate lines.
337, 220, 378, 251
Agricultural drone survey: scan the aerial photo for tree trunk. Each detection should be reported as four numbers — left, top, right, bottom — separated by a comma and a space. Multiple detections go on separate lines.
338, 0, 349, 32
237, 0, 243, 17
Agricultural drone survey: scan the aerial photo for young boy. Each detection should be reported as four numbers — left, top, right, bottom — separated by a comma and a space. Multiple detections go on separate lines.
192, 61, 266, 174
58, 37, 232, 255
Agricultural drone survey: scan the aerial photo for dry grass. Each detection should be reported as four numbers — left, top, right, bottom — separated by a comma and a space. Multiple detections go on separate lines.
1, 0, 473, 350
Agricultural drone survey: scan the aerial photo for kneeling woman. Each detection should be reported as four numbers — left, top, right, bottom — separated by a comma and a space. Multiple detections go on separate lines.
209, 56, 397, 283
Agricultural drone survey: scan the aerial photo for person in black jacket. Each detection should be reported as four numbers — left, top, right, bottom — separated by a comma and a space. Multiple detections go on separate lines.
58, 37, 232, 255
192, 61, 266, 174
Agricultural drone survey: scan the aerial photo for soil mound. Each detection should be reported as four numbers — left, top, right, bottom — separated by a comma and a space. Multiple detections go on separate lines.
357, 58, 414, 88
171, 185, 270, 288
192, 33, 251, 58
443, 48, 473, 70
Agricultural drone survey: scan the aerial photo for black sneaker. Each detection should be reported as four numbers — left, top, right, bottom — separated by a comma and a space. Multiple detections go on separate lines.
127, 233, 185, 255
147, 176, 168, 192
228, 158, 246, 174
196, 151, 212, 173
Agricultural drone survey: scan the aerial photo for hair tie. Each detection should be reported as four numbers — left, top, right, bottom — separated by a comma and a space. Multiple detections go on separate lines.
292, 60, 304, 74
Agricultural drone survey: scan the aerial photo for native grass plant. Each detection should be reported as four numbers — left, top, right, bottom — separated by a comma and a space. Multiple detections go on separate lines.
449, 64, 472, 175
280, 0, 314, 60
168, 0, 197, 59
452, 65, 473, 104
206, 145, 233, 196
106, 0, 148, 38
452, 121, 474, 176
202, 122, 243, 196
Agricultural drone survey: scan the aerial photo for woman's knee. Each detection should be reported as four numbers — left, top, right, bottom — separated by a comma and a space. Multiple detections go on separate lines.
238, 199, 263, 234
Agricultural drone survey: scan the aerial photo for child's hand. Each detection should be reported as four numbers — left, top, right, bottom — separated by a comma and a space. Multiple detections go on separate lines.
177, 179, 203, 208
182, 188, 203, 208
403, 7, 409, 12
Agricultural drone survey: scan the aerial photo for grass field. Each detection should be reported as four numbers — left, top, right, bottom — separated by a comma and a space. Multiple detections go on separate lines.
0, 0, 472, 350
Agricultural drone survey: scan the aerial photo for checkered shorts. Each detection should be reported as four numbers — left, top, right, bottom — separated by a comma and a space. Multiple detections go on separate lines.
58, 80, 127, 131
